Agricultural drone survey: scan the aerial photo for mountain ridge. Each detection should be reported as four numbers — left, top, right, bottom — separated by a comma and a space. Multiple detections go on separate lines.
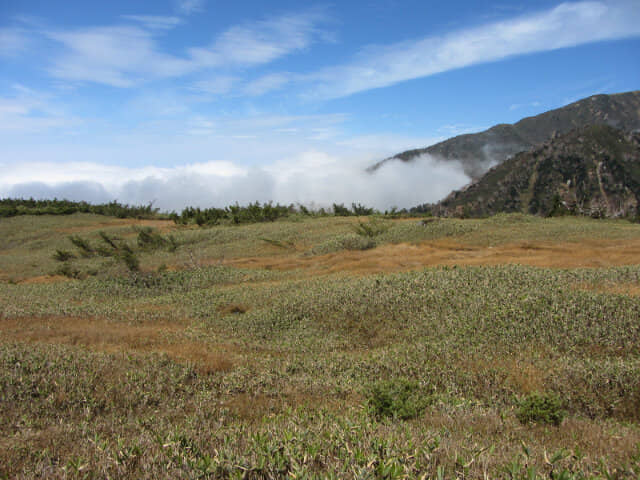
371, 90, 640, 179
427, 124, 640, 218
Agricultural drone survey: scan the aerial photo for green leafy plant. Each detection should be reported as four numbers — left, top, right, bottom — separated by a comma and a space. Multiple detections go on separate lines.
353, 217, 389, 238
516, 393, 566, 426
366, 379, 431, 420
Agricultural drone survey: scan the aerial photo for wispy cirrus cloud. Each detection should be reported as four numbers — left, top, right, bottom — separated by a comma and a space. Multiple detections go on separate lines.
46, 26, 194, 87
0, 84, 80, 133
509, 101, 542, 111
191, 75, 237, 95
176, 0, 205, 16
121, 15, 183, 30
44, 10, 329, 88
243, 73, 291, 96
304, 0, 640, 99
188, 11, 326, 68
0, 27, 31, 57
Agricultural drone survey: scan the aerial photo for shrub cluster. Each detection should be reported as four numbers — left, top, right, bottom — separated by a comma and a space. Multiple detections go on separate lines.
0, 198, 160, 219
53, 227, 178, 276
172, 202, 298, 226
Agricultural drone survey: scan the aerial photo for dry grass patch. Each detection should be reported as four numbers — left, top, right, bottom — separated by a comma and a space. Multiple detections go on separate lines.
576, 281, 640, 297
227, 237, 640, 275
17, 274, 72, 285
0, 316, 237, 374
217, 303, 250, 315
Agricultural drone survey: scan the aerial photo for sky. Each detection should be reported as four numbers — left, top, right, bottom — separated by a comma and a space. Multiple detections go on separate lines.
1, 0, 639, 210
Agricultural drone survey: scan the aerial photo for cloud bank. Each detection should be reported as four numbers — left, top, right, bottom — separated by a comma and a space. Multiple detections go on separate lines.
1, 154, 469, 211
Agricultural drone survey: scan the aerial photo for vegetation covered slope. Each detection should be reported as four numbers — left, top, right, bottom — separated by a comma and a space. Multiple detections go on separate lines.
432, 125, 640, 218
371, 90, 640, 178
1, 213, 640, 478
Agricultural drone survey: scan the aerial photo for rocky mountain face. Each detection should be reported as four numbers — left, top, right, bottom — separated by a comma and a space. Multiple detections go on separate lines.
371, 90, 640, 179
430, 125, 640, 218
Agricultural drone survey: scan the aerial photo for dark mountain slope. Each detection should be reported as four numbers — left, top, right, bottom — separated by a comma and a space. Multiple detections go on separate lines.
432, 125, 640, 218
371, 90, 640, 179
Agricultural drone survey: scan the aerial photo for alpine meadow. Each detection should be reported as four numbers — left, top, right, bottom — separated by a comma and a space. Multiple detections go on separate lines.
2, 0, 640, 478
2, 207, 640, 478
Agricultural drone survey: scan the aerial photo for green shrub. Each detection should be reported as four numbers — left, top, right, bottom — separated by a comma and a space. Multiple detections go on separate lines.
342, 235, 376, 251
69, 235, 94, 257
52, 249, 75, 262
55, 262, 83, 279
333, 203, 352, 216
119, 246, 140, 272
367, 379, 430, 420
136, 227, 167, 250
516, 393, 566, 426
353, 218, 389, 238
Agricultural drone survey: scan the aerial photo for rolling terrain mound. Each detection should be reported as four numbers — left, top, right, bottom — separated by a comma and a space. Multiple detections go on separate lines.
2, 213, 640, 478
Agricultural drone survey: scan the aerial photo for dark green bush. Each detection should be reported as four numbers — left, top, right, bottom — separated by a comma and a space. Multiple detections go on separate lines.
69, 235, 94, 257
516, 393, 566, 426
342, 235, 376, 251
353, 218, 389, 238
136, 227, 167, 250
367, 379, 430, 420
333, 203, 352, 216
121, 249, 140, 272
55, 262, 83, 279
52, 249, 75, 262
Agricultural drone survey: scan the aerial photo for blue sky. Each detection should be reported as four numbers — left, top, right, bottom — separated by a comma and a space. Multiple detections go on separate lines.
1, 0, 639, 209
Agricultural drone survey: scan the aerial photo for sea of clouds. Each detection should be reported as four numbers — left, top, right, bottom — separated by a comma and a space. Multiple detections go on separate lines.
1, 152, 470, 211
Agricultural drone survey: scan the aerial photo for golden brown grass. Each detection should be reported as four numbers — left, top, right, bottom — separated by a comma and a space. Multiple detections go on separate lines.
228, 237, 640, 275
576, 281, 640, 296
17, 274, 71, 284
0, 316, 236, 374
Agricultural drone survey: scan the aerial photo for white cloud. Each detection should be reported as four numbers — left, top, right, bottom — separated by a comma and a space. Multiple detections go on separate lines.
1, 153, 469, 211
44, 10, 329, 88
46, 26, 197, 87
191, 75, 237, 95
509, 101, 542, 111
188, 11, 326, 68
304, 0, 640, 99
0, 85, 80, 133
243, 73, 291, 96
176, 0, 205, 15
121, 15, 183, 30
0, 28, 30, 57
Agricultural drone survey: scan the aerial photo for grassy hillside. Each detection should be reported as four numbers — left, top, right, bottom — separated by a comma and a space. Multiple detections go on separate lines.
2, 213, 640, 478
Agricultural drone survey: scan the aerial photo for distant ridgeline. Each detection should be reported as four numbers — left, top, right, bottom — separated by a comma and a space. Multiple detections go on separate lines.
372, 90, 640, 179
422, 125, 640, 219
